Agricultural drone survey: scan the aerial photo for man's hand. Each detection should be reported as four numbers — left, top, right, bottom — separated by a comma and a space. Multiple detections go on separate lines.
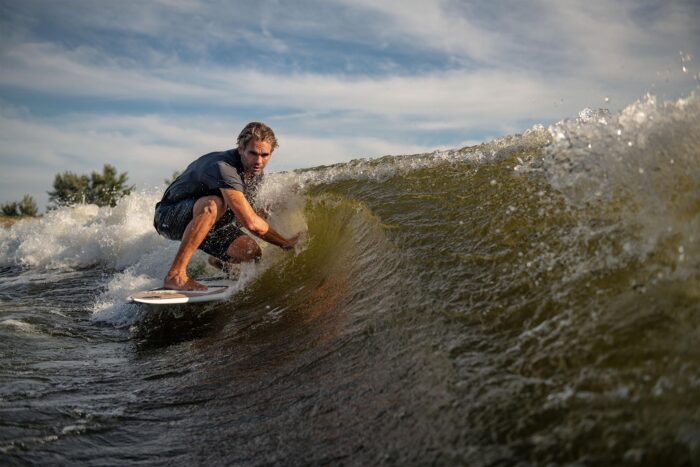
221, 188, 305, 250
281, 231, 304, 251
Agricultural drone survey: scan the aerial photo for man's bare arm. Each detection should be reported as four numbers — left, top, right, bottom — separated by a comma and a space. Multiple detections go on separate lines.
220, 189, 300, 250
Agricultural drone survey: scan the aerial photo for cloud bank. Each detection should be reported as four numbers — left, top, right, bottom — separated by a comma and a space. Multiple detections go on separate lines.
0, 0, 698, 208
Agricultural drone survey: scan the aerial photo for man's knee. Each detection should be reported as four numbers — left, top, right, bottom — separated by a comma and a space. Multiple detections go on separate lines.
227, 236, 262, 262
194, 196, 225, 220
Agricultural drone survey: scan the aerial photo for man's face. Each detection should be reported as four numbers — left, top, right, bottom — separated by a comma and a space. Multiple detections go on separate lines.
240, 139, 272, 176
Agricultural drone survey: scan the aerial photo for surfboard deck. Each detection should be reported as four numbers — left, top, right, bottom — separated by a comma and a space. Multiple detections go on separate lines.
127, 278, 237, 305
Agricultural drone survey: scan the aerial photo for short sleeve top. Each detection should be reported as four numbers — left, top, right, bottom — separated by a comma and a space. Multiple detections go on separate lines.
159, 149, 262, 206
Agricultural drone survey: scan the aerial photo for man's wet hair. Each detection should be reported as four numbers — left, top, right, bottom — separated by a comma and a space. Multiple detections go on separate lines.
237, 122, 278, 151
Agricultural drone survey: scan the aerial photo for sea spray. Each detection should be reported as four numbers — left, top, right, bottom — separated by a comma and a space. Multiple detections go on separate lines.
525, 93, 700, 286
0, 190, 164, 270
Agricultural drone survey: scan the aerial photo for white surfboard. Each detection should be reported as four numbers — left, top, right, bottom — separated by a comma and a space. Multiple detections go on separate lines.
127, 278, 237, 305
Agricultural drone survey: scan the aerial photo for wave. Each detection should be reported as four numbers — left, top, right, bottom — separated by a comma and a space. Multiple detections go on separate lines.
1, 93, 697, 319
2, 92, 699, 463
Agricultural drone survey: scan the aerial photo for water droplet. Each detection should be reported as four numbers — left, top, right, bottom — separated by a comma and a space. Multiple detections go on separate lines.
638, 167, 644, 174
617, 129, 622, 136
678, 245, 684, 253
628, 141, 633, 147
587, 143, 592, 149
490, 179, 497, 185
682, 66, 688, 73
604, 96, 610, 103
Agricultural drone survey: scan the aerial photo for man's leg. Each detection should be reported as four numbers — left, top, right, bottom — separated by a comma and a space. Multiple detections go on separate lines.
226, 235, 263, 263
164, 196, 225, 290
207, 235, 262, 270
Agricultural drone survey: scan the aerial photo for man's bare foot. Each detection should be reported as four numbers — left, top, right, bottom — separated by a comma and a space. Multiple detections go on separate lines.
163, 273, 207, 291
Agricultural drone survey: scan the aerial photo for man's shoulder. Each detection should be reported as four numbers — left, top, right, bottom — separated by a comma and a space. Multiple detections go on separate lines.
187, 149, 239, 173
198, 149, 237, 164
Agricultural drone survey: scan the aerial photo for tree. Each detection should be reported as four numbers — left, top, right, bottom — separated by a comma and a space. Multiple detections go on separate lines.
18, 195, 38, 217
48, 164, 134, 208
1, 201, 19, 216
48, 171, 90, 206
1, 195, 38, 217
88, 164, 133, 207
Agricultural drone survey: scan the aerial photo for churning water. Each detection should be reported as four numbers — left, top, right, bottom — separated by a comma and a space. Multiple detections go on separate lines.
1, 94, 699, 465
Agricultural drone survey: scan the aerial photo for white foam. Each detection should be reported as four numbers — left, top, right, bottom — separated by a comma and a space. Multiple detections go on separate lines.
259, 144, 502, 196
0, 190, 165, 270
88, 183, 309, 327
520, 93, 700, 281
0, 319, 40, 335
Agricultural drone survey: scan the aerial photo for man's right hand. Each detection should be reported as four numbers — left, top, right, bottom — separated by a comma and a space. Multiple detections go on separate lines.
281, 231, 304, 250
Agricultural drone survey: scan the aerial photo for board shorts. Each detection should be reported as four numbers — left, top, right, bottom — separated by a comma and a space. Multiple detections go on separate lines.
153, 198, 245, 262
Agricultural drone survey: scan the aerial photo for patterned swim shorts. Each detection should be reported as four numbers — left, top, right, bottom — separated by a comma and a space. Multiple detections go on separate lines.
153, 198, 245, 262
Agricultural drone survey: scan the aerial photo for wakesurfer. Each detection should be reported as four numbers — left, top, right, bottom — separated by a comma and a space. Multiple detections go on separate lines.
154, 122, 301, 291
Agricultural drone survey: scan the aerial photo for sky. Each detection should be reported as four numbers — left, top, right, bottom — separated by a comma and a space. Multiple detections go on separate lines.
0, 0, 698, 210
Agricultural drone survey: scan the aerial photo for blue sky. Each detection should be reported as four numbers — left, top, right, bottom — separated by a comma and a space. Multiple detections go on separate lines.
1, 0, 698, 209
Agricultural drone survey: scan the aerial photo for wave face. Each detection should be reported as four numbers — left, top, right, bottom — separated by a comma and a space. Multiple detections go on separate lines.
1, 94, 699, 465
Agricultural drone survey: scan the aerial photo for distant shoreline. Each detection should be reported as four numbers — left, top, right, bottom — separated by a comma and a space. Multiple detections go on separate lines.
0, 215, 35, 227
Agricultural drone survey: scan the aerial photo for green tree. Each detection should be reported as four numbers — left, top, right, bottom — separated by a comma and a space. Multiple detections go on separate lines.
1, 201, 19, 216
18, 195, 38, 217
88, 164, 133, 207
48, 171, 90, 207
1, 195, 39, 217
48, 164, 134, 208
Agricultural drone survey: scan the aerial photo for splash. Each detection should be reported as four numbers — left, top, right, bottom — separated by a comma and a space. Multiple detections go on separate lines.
523, 93, 700, 283
0, 191, 164, 270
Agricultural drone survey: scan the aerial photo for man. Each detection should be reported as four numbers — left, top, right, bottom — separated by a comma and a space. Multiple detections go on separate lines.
154, 122, 301, 290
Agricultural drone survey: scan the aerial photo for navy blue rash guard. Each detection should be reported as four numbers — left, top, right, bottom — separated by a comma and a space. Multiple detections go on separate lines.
159, 149, 261, 206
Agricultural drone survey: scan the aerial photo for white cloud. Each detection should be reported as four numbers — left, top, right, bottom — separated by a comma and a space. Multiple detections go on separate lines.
0, 42, 218, 101
273, 134, 434, 172
324, 0, 699, 96
1, 0, 698, 208
330, 0, 500, 62
0, 39, 571, 131
2, 2, 696, 120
